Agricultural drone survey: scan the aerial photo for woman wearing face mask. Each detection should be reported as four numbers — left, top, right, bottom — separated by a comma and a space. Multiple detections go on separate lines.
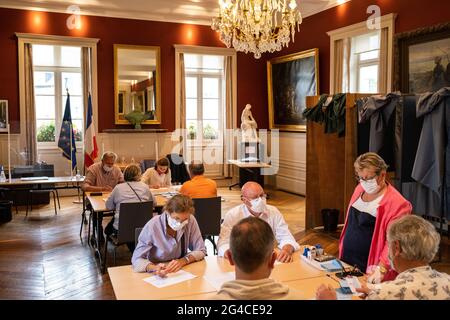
141, 157, 172, 189
131, 194, 206, 276
339, 152, 412, 282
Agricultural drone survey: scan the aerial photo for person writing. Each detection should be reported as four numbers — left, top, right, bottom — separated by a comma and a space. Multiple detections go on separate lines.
317, 215, 450, 300
131, 194, 206, 276
81, 151, 124, 192
217, 181, 299, 263
339, 152, 412, 282
179, 161, 217, 198
141, 157, 172, 189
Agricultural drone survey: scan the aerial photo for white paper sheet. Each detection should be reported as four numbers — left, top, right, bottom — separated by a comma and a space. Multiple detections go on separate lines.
203, 272, 235, 291
143, 270, 197, 288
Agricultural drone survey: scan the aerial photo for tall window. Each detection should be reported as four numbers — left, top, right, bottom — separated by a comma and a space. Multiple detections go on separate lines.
350, 31, 380, 93
184, 54, 224, 145
33, 44, 83, 146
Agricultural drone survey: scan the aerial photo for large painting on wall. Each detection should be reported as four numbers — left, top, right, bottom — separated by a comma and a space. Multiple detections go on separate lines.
394, 22, 450, 93
267, 48, 319, 132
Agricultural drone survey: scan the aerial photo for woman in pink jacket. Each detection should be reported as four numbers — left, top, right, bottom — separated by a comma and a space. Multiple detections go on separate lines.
339, 152, 412, 282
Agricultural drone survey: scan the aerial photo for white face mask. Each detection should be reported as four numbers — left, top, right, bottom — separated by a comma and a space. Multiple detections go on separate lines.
167, 215, 188, 231
103, 165, 113, 173
360, 178, 380, 194
249, 197, 267, 213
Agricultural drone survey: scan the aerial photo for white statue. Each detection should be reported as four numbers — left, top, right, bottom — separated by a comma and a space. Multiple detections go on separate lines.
240, 104, 258, 142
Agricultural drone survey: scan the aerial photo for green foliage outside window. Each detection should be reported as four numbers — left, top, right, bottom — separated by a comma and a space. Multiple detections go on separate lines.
37, 122, 55, 142
203, 123, 218, 140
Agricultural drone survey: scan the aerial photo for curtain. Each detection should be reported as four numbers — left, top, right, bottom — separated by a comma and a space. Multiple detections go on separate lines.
332, 39, 344, 94
223, 56, 233, 178
179, 53, 186, 156
81, 47, 93, 171
378, 27, 389, 93
24, 43, 37, 165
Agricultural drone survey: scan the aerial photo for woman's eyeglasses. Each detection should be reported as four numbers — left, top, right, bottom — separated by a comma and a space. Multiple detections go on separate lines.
354, 174, 378, 182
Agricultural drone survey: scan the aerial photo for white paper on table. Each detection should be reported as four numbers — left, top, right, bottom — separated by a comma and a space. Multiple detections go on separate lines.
143, 270, 197, 288
203, 272, 235, 291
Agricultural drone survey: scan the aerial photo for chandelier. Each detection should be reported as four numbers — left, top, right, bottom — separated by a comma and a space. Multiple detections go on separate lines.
211, 0, 302, 59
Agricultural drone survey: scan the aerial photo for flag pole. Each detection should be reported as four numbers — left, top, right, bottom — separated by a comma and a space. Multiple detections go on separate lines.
70, 122, 73, 178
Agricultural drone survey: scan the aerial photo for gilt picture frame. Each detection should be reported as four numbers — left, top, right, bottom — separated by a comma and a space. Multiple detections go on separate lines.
0, 100, 8, 132
267, 48, 319, 132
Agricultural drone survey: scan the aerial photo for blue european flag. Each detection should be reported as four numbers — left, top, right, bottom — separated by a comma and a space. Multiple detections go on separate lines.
58, 92, 77, 172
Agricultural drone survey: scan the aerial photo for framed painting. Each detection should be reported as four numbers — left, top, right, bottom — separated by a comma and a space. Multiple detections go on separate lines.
0, 100, 8, 132
394, 22, 450, 93
267, 48, 319, 132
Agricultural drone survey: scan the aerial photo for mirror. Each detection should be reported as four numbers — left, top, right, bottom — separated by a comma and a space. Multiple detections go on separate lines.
114, 44, 161, 125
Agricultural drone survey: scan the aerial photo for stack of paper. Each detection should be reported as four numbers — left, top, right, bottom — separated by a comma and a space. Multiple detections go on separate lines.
143, 270, 197, 288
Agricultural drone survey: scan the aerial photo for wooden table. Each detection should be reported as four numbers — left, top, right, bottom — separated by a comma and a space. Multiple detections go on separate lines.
0, 176, 85, 187
228, 160, 271, 189
108, 254, 338, 300
86, 190, 171, 270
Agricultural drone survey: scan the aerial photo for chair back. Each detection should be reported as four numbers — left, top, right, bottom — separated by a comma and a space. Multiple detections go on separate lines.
117, 201, 153, 244
135, 227, 143, 246
140, 159, 156, 173
166, 153, 190, 184
192, 197, 221, 236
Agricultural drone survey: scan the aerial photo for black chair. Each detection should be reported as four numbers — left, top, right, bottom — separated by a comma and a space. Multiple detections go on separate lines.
135, 227, 143, 247
192, 197, 221, 255
103, 201, 153, 272
24, 164, 60, 216
139, 159, 156, 173
166, 153, 190, 184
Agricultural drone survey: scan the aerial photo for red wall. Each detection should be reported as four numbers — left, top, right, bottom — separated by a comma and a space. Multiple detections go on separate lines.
261, 0, 450, 116
0, 7, 266, 132
1, 1, 449, 133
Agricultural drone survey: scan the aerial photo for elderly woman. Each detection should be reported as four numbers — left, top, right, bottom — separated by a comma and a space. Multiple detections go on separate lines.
317, 215, 450, 300
339, 152, 412, 282
141, 157, 172, 189
131, 194, 206, 276
105, 164, 153, 251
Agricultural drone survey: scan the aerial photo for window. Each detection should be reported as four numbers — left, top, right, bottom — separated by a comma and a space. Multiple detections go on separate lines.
33, 44, 83, 146
184, 54, 224, 145
350, 31, 380, 93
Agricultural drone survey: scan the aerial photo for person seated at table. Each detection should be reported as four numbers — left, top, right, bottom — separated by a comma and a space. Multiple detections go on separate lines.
179, 161, 217, 198
81, 151, 124, 192
316, 215, 450, 300
339, 152, 412, 282
131, 194, 206, 276
141, 157, 172, 189
104, 164, 153, 252
214, 217, 302, 300
217, 181, 299, 263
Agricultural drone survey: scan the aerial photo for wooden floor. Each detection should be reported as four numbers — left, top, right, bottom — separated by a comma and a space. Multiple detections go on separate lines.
0, 187, 448, 300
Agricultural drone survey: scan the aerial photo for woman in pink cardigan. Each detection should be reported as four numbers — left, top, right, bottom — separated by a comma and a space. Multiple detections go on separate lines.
339, 152, 412, 282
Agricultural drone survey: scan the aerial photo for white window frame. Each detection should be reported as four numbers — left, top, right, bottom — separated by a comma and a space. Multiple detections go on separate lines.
33, 45, 84, 148
185, 60, 224, 147
16, 33, 99, 152
327, 13, 397, 93
355, 49, 380, 93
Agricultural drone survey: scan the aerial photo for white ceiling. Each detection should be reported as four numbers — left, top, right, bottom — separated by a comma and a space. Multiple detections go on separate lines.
0, 0, 351, 25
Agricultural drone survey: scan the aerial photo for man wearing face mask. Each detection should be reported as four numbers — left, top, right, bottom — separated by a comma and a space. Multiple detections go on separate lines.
317, 215, 450, 300
82, 151, 124, 192
339, 152, 412, 282
217, 182, 299, 263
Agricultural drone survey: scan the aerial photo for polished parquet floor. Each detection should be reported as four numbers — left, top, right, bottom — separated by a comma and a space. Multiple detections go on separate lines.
0, 187, 449, 300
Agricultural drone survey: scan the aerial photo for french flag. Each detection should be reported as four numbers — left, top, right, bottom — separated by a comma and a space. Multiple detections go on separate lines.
84, 93, 98, 168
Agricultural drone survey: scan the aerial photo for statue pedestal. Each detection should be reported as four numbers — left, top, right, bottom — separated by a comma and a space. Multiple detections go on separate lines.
238, 141, 264, 162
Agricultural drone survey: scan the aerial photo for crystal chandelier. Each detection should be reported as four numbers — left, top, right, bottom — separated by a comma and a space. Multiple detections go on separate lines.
211, 0, 302, 59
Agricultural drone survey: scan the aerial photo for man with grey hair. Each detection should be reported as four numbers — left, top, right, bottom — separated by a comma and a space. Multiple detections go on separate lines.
82, 151, 124, 192
317, 215, 450, 300
218, 181, 299, 263
214, 217, 302, 299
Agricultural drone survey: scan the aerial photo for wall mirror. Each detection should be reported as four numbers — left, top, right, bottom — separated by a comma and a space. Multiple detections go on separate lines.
114, 44, 161, 125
